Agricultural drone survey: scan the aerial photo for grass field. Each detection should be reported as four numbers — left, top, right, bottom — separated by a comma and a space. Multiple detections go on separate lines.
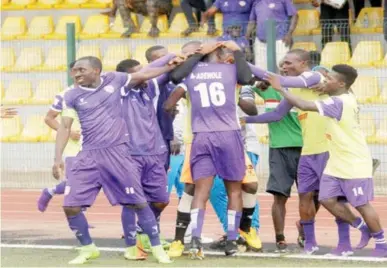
1, 247, 387, 267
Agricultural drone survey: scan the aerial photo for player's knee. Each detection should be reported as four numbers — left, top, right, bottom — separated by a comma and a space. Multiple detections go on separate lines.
184, 183, 195, 196
273, 194, 288, 206
228, 188, 242, 200
242, 182, 258, 195
63, 206, 82, 217
320, 198, 335, 209
152, 202, 169, 210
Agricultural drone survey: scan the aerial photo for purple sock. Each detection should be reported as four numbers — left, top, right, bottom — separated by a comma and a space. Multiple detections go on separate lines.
53, 181, 66, 195
121, 207, 137, 247
351, 217, 371, 249
300, 220, 317, 247
136, 205, 160, 246
67, 212, 92, 246
335, 218, 351, 247
227, 210, 242, 241
191, 208, 205, 239
371, 230, 387, 250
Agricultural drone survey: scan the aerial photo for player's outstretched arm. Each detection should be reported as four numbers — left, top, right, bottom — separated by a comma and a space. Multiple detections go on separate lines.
129, 64, 176, 88
234, 50, 253, 85
238, 86, 258, 116
169, 53, 204, 84
242, 99, 293, 124
53, 116, 73, 180
164, 85, 185, 114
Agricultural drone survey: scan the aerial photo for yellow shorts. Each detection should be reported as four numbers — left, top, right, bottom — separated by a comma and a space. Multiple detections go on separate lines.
180, 143, 258, 184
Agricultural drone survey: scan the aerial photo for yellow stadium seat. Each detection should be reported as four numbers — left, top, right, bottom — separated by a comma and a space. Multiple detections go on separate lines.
352, 8, 383, 34
294, 10, 319, 35
79, 15, 110, 39
103, 45, 131, 71
373, 53, 387, 68
256, 124, 269, 144
133, 45, 153, 65
167, 44, 183, 54
359, 113, 376, 143
1, 116, 22, 142
35, 46, 67, 71
0, 17, 27, 40
100, 13, 139, 39
376, 82, 387, 104
1, 47, 16, 71
191, 13, 223, 37
54, 0, 87, 8
20, 115, 51, 142
31, 80, 63, 105
2, 0, 10, 5
320, 42, 351, 67
131, 15, 169, 39
17, 16, 54, 40
44, 15, 81, 40
351, 76, 380, 104
81, 0, 112, 8
348, 41, 383, 67
172, 0, 179, 6
3, 80, 33, 105
0, 82, 4, 101
2, 0, 35, 10
7, 47, 43, 72
77, 45, 101, 60
375, 119, 387, 144
291, 42, 317, 51
161, 13, 188, 38
27, 0, 62, 9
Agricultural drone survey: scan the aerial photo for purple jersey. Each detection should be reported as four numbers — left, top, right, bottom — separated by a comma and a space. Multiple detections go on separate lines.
122, 79, 167, 156
63, 72, 131, 150
179, 62, 240, 133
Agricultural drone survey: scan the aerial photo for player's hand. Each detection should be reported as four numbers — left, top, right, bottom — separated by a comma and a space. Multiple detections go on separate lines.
170, 139, 181, 155
168, 55, 186, 66
264, 73, 282, 91
0, 107, 17, 118
196, 41, 222, 55
311, 0, 320, 7
52, 160, 64, 180
282, 33, 293, 48
220, 40, 241, 52
70, 131, 81, 141
239, 117, 246, 126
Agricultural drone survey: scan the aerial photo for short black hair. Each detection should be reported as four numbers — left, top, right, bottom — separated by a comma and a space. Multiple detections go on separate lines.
145, 45, 166, 62
288, 48, 311, 65
309, 51, 321, 67
116, 59, 140, 72
77, 56, 102, 73
182, 40, 202, 50
332, 64, 358, 89
69, 60, 77, 69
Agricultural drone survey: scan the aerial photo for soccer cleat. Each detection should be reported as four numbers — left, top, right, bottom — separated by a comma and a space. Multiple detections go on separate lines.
152, 245, 173, 263
167, 240, 185, 258
355, 229, 372, 249
189, 237, 204, 260
68, 243, 100, 265
124, 245, 148, 260
209, 235, 227, 250
275, 241, 289, 253
239, 228, 262, 252
37, 188, 53, 212
296, 220, 305, 248
161, 238, 171, 250
225, 240, 238, 256
304, 245, 319, 255
136, 233, 152, 253
326, 245, 354, 257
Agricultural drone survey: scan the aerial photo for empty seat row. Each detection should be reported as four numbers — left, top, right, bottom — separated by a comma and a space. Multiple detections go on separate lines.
1, 13, 223, 41
292, 41, 387, 68
1, 43, 185, 72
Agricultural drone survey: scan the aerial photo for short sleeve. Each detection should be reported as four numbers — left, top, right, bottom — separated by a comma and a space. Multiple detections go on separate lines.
240, 86, 255, 100
213, 0, 222, 9
315, 97, 344, 121
114, 71, 132, 88
51, 94, 64, 112
284, 0, 297, 16
249, 5, 257, 21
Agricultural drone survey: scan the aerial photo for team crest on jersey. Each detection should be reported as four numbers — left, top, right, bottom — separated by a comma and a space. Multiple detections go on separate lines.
239, 1, 246, 6
143, 94, 150, 101
104, 85, 114, 93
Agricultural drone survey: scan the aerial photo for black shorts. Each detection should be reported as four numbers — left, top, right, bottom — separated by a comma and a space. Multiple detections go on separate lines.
266, 147, 302, 197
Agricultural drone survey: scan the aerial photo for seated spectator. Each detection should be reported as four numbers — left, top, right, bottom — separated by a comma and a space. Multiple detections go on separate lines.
181, 0, 216, 36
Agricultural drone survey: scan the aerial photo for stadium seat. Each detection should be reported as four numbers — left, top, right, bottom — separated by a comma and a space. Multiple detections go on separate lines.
256, 124, 269, 144
161, 13, 188, 38
3, 80, 33, 105
8, 47, 43, 72
255, 95, 264, 105
359, 113, 376, 143
291, 42, 317, 51
376, 82, 387, 104
348, 41, 383, 67
2, 0, 10, 5
320, 42, 351, 67
54, 0, 87, 8
35, 46, 67, 71
131, 15, 169, 39
1, 47, 16, 71
373, 52, 387, 68
77, 45, 101, 59
0, 17, 27, 40
351, 76, 380, 104
20, 115, 51, 142
167, 44, 183, 54
102, 45, 131, 71
294, 10, 319, 35
31, 80, 63, 105
133, 44, 153, 65
44, 15, 81, 40
17, 16, 54, 40
27, 0, 62, 9
81, 0, 112, 8
100, 13, 139, 39
0, 82, 4, 101
79, 15, 110, 39
352, 8, 383, 34
2, 0, 35, 10
375, 118, 387, 144
191, 13, 223, 37
1, 115, 22, 142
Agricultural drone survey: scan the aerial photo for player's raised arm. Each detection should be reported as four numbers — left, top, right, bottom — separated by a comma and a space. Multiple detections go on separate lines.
222, 41, 253, 85
163, 84, 185, 113
128, 64, 177, 88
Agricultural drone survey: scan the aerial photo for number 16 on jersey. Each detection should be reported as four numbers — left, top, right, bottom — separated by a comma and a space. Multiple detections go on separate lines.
194, 82, 226, 108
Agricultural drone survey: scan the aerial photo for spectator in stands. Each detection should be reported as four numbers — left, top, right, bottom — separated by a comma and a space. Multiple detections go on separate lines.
180, 0, 216, 36
202, 0, 256, 36
312, 0, 355, 53
354, 0, 382, 18
0, 106, 17, 119
246, 0, 298, 69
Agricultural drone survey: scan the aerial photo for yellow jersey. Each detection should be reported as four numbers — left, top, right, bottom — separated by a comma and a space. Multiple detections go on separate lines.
315, 93, 372, 179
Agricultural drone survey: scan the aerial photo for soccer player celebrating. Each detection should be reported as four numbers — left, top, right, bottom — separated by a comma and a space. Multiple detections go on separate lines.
166, 40, 253, 258
266, 64, 387, 258
52, 56, 176, 264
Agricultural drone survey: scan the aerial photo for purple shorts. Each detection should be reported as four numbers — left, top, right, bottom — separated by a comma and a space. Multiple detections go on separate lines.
132, 153, 169, 203
64, 157, 76, 180
190, 130, 245, 182
64, 143, 146, 207
319, 175, 374, 207
297, 152, 329, 194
